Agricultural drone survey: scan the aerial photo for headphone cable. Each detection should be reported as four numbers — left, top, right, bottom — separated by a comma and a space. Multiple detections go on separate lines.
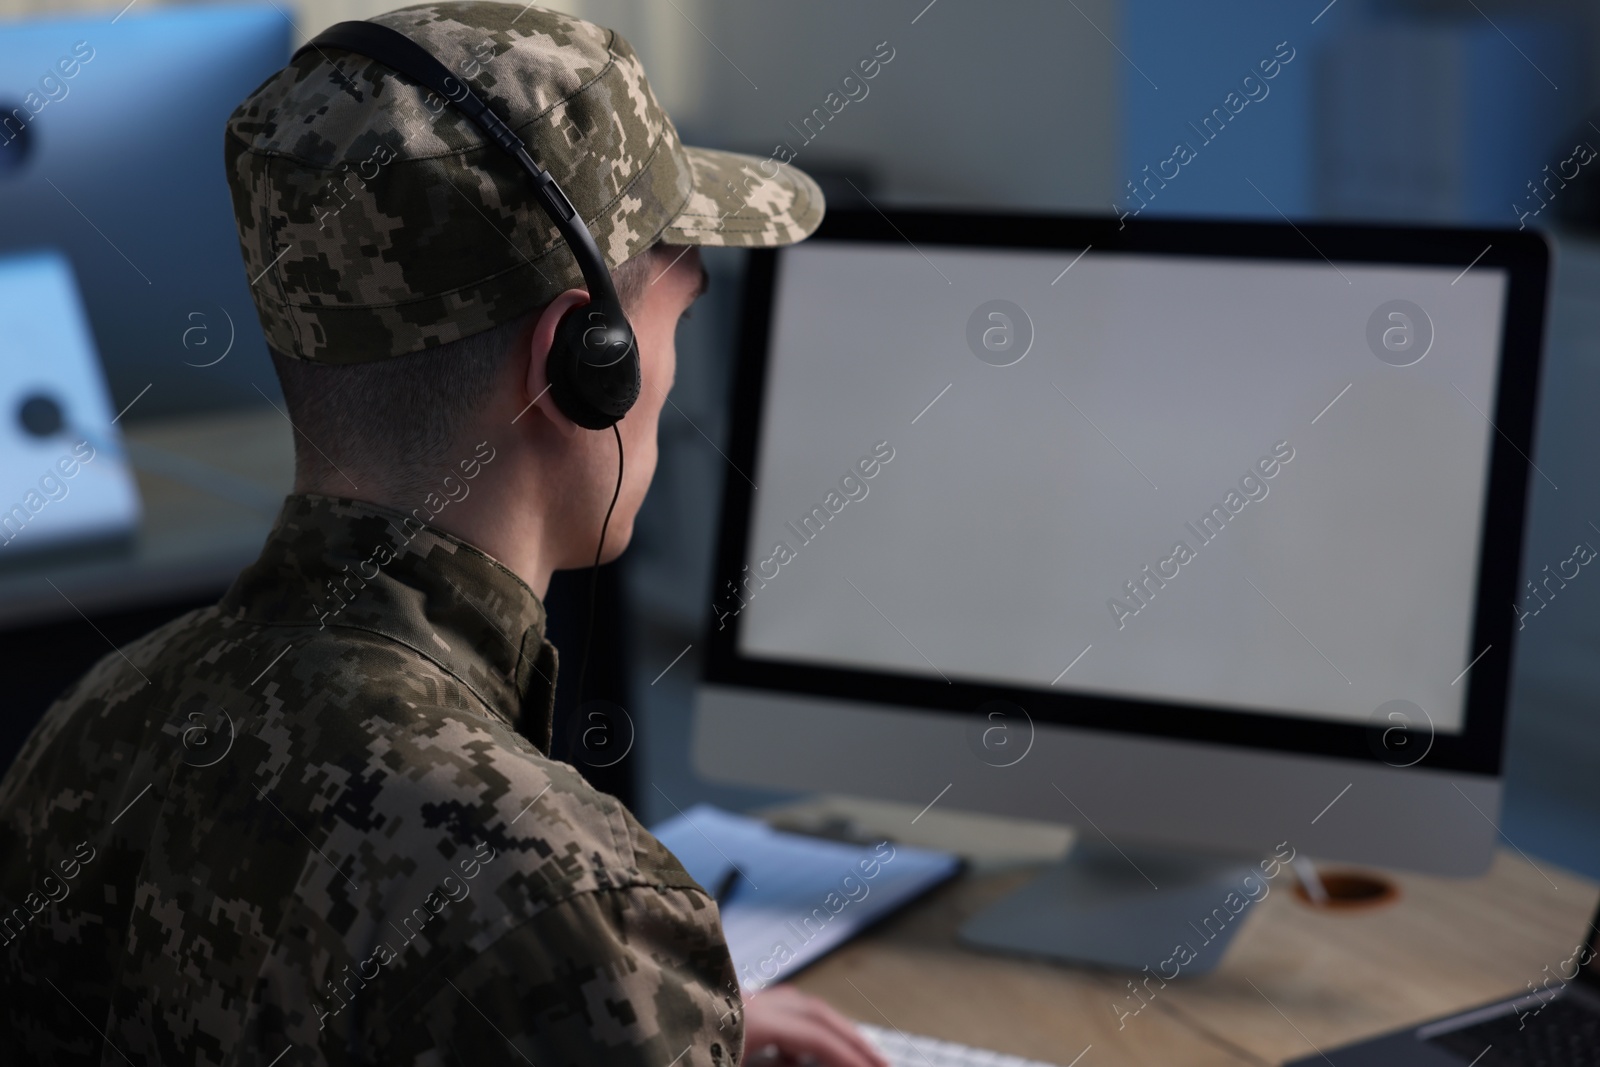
576, 423, 624, 712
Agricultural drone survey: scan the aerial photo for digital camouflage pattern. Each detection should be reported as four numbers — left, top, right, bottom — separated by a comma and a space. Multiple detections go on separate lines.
0, 493, 742, 1065
225, 1, 825, 364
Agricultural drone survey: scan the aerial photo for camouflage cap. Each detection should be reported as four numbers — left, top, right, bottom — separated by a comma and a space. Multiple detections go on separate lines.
224, 1, 825, 364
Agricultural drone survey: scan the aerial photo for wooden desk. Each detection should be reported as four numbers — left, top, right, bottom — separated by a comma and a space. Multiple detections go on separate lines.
766, 797, 1597, 1066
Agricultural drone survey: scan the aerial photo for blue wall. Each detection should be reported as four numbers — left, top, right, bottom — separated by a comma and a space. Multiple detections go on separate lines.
1119, 0, 1330, 219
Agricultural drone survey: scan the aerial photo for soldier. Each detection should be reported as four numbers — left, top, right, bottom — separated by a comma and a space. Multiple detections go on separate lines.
0, 4, 888, 1065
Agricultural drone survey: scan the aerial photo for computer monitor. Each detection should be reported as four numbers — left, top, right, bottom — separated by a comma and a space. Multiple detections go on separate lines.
0, 249, 140, 559
0, 5, 289, 420
692, 208, 1549, 969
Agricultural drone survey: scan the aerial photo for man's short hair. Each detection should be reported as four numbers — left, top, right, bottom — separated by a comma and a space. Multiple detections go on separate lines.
271, 242, 671, 499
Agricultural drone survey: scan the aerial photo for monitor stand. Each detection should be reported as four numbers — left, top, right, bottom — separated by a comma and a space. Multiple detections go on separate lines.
958, 840, 1265, 975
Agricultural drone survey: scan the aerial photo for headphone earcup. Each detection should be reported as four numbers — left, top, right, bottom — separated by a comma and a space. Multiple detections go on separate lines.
546, 302, 641, 430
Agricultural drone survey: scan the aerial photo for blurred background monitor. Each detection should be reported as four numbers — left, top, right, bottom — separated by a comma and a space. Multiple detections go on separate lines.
0, 248, 139, 561
0, 4, 289, 420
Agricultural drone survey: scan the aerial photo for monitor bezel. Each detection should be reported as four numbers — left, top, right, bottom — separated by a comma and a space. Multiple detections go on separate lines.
703, 208, 1549, 777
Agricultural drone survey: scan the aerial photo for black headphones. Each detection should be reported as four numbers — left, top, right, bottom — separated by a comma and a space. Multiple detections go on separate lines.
291, 21, 640, 431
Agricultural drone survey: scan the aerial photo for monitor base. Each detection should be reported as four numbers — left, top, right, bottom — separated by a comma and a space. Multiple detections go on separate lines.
958, 841, 1263, 974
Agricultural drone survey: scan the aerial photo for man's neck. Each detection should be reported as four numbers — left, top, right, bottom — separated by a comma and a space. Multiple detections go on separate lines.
298, 458, 555, 599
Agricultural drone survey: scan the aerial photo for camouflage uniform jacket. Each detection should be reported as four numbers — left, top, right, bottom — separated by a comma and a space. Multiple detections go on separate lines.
0, 491, 742, 1066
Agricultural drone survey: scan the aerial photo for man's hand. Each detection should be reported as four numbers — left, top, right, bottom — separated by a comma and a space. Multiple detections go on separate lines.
741, 985, 891, 1067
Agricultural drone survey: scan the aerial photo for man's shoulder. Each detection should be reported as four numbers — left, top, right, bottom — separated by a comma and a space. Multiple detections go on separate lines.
221, 620, 700, 917
189, 616, 673, 897
339, 693, 692, 899
5, 602, 492, 794
8, 601, 688, 923
245, 678, 707, 970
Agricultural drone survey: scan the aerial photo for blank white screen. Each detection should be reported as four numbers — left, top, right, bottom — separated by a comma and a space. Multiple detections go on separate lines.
735, 242, 1507, 733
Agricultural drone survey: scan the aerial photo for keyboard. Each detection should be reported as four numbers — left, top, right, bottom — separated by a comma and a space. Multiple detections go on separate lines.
1429, 995, 1600, 1066
857, 1022, 1068, 1067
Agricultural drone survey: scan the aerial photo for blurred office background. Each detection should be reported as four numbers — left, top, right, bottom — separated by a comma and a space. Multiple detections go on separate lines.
3, 0, 1600, 875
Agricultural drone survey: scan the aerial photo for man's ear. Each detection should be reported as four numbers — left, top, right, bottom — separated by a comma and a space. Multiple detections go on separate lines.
522, 288, 591, 438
